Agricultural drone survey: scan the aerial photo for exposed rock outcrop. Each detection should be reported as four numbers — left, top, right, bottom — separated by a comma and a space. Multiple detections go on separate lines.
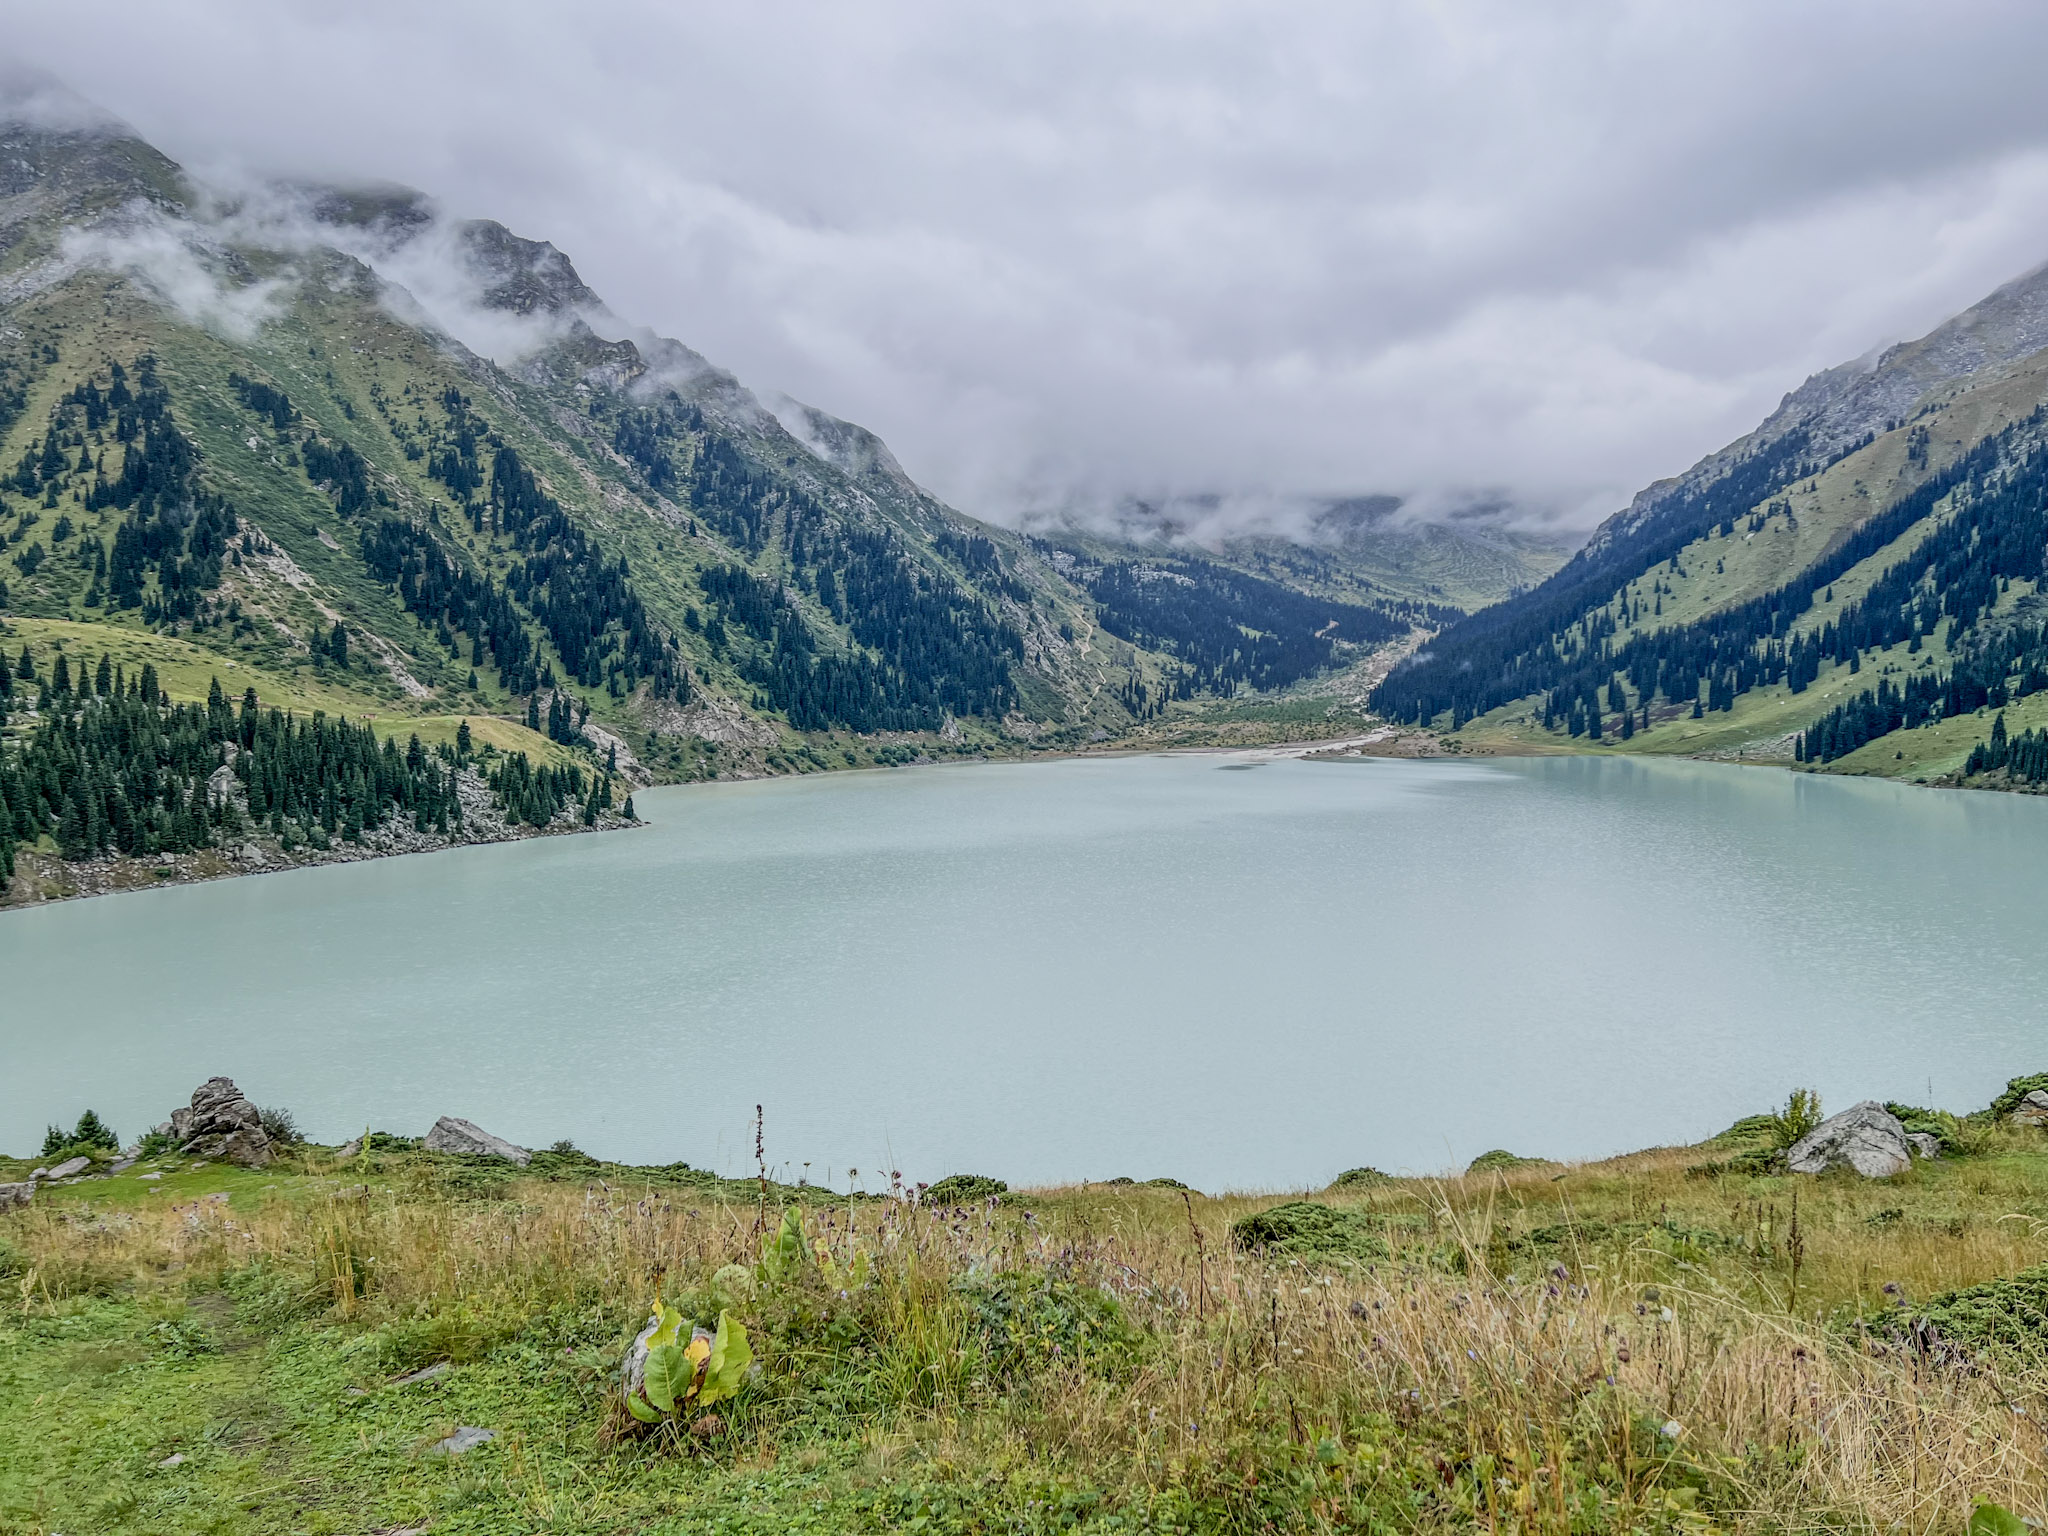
2009, 1089, 2048, 1126
0, 1181, 31, 1209
423, 1116, 530, 1165
165, 1077, 273, 1167
1786, 1101, 1912, 1178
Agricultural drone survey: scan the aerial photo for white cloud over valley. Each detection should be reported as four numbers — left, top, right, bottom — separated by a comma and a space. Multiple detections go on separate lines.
5, 1, 2048, 531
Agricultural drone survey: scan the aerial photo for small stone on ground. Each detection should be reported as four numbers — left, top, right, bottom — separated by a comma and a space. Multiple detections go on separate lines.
428, 1426, 495, 1455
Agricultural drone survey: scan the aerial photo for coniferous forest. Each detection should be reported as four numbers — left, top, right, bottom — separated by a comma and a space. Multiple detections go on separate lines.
1078, 556, 1407, 696
0, 658, 616, 885
1371, 403, 2048, 780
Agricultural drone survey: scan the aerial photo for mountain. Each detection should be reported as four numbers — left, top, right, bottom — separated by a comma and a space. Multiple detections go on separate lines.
2, 79, 1541, 892
1023, 494, 1572, 614
1372, 256, 2048, 788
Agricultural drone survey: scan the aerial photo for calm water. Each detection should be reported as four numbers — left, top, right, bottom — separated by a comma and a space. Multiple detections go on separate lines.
3, 753, 2043, 1190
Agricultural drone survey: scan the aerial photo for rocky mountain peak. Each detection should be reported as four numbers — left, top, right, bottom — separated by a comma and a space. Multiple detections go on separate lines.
455, 219, 601, 316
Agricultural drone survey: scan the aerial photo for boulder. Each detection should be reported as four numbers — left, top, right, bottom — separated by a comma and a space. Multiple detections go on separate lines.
2010, 1089, 2048, 1127
1906, 1132, 1943, 1161
36, 1156, 90, 1181
175, 1077, 272, 1168
1786, 1101, 1913, 1178
423, 1116, 531, 1165
426, 1426, 495, 1456
0, 1182, 31, 1210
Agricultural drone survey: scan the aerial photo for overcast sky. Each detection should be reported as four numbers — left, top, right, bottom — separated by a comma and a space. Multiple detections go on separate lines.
8, 2, 2048, 530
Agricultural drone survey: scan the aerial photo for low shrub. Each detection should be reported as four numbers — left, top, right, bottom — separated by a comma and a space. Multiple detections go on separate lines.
1768, 1089, 1824, 1150
1704, 1113, 1780, 1149
924, 1174, 1007, 1206
1330, 1166, 1390, 1189
1910, 1264, 2048, 1363
1466, 1149, 1546, 1174
952, 1270, 1138, 1378
258, 1105, 303, 1146
1229, 1201, 1389, 1264
1988, 1073, 2048, 1119
1885, 1102, 1965, 1154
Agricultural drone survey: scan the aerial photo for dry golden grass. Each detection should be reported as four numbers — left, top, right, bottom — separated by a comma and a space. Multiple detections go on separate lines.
9, 1133, 2048, 1532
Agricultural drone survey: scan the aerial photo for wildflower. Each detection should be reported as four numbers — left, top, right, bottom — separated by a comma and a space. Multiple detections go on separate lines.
1660, 1420, 1683, 1439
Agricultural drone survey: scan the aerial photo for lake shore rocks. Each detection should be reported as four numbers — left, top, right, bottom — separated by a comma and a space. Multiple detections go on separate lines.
1786, 1101, 1912, 1178
423, 1116, 531, 1165
157, 1077, 273, 1167
2009, 1089, 2048, 1126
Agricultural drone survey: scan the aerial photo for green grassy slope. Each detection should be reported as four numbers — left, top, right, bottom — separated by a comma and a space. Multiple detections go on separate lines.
10, 1085, 2048, 1532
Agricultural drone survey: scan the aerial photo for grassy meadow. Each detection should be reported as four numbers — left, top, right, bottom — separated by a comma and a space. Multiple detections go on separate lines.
5, 1092, 2048, 1533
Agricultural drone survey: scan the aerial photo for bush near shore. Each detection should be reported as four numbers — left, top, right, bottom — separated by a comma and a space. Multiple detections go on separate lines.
6, 1093, 2048, 1533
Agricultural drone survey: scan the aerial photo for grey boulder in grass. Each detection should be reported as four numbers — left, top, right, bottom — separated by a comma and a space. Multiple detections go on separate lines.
423, 1116, 532, 1165
2010, 1089, 2048, 1127
1786, 1101, 1912, 1179
161, 1077, 274, 1167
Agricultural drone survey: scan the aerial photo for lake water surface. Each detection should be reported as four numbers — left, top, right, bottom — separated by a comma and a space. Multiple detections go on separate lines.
4, 752, 2043, 1190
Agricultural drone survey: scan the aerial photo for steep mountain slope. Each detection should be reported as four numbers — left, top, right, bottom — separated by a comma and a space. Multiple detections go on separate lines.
0, 83, 1468, 777
1372, 258, 2048, 788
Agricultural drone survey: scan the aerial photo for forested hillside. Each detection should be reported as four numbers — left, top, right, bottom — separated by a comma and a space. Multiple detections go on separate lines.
0, 88, 1472, 897
1372, 256, 2048, 789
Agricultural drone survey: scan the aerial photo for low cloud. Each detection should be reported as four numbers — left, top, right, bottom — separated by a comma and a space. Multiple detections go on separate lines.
9, 4, 2048, 532
58, 208, 288, 340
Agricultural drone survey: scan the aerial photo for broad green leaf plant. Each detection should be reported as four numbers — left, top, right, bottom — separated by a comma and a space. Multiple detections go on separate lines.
624, 1299, 752, 1426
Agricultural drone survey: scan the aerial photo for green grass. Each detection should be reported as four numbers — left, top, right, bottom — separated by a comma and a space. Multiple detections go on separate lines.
11, 1087, 2048, 1533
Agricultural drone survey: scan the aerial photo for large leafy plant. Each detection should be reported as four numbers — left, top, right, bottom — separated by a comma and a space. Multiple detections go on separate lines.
625, 1300, 752, 1426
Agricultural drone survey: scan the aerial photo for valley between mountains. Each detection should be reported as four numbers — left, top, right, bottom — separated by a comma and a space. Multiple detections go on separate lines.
13, 78, 2048, 908
0, 97, 1554, 904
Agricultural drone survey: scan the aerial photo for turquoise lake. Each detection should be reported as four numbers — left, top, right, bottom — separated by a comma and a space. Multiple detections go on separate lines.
3, 752, 2042, 1190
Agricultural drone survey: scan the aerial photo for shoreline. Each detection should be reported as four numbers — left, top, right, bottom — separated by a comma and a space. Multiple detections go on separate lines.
0, 808, 643, 913
7, 718, 2011, 915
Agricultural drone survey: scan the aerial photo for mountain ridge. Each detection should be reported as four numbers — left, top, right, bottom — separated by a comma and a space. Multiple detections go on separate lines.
1373, 250, 2048, 790
0, 82, 1552, 896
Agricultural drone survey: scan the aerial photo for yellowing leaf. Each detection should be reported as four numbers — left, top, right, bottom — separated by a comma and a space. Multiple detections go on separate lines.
646, 1298, 684, 1351
699, 1310, 753, 1407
